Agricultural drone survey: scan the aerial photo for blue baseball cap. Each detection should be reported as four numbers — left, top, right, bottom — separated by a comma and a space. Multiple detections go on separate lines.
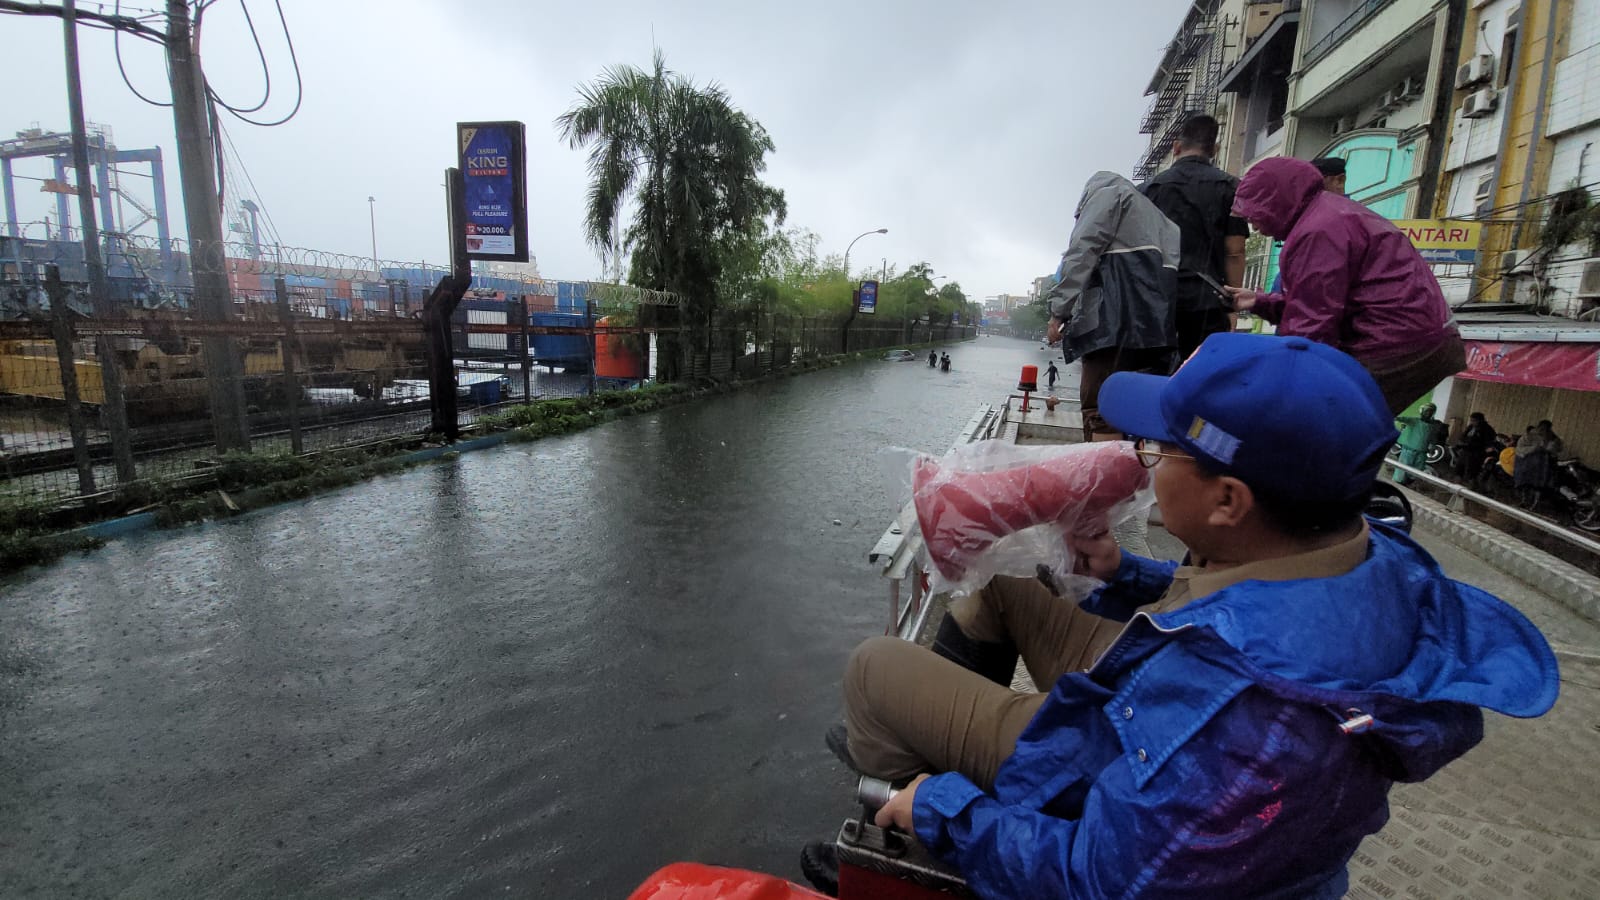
1098, 333, 1398, 503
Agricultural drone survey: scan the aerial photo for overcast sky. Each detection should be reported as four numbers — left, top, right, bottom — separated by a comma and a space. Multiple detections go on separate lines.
1, 0, 1190, 300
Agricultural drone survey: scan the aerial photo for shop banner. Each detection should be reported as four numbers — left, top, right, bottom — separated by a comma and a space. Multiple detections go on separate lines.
457, 121, 529, 262
1458, 340, 1600, 392
1392, 219, 1481, 264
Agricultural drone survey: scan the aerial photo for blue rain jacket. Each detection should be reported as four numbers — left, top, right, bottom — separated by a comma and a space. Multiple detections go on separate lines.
912, 523, 1558, 898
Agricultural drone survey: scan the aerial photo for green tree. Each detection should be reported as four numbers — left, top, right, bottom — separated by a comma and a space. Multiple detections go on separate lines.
1010, 299, 1049, 338
557, 50, 785, 380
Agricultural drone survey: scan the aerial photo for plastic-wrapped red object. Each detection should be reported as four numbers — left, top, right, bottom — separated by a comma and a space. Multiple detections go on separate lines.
627, 863, 829, 900
913, 441, 1150, 582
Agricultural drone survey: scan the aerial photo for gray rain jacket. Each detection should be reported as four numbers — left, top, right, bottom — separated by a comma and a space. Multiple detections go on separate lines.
1044, 171, 1180, 363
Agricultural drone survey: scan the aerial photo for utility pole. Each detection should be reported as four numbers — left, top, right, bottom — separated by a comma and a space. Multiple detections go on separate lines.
166, 0, 250, 452
62, 0, 137, 483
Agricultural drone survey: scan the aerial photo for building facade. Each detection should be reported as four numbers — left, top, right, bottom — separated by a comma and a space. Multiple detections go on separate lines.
1141, 0, 1600, 461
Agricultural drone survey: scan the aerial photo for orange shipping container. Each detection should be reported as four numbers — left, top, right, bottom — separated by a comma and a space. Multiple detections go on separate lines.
595, 316, 646, 379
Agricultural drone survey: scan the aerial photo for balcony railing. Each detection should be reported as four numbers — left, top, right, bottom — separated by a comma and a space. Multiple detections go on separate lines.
1303, 0, 1397, 66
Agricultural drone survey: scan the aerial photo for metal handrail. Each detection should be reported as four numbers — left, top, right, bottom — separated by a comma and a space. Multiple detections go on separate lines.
1304, 0, 1397, 66
1383, 458, 1600, 558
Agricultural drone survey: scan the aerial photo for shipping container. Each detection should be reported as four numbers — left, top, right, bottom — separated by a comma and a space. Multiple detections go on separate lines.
529, 312, 590, 371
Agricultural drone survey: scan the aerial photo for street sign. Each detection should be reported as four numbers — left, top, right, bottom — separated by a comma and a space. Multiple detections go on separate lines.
1393, 219, 1481, 264
457, 121, 529, 262
858, 280, 878, 314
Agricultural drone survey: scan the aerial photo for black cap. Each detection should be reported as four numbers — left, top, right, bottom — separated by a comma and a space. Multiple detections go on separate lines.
1311, 156, 1346, 177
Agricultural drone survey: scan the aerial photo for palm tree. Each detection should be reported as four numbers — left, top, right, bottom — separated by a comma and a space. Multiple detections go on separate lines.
557, 51, 784, 380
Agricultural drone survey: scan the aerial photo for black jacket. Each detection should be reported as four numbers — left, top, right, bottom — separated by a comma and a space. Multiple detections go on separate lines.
1140, 156, 1249, 314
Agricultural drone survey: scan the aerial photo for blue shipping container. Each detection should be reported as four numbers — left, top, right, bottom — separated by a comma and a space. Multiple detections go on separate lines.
529, 312, 589, 369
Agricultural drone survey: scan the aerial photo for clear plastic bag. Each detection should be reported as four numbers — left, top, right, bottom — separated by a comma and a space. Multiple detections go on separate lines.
888, 440, 1154, 597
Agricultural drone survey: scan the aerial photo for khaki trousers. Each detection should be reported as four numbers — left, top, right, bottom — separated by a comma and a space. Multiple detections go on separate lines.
843, 575, 1127, 789
1363, 331, 1468, 416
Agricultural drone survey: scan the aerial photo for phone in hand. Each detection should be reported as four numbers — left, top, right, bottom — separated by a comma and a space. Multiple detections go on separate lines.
1193, 272, 1233, 309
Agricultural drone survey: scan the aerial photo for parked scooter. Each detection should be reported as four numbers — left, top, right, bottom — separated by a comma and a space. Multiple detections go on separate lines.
1555, 457, 1600, 532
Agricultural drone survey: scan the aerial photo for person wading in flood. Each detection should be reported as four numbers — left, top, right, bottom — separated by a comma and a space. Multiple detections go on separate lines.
1046, 361, 1060, 391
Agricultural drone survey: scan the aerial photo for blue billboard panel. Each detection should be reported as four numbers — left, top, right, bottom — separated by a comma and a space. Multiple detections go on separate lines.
458, 121, 529, 262
858, 280, 878, 315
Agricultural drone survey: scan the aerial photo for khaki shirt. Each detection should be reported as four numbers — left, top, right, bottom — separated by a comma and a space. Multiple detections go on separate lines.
1149, 521, 1371, 616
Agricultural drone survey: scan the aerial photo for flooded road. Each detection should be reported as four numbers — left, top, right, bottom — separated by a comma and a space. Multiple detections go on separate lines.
0, 336, 1057, 898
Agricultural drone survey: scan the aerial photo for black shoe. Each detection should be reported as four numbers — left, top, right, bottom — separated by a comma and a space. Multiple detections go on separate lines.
825, 722, 860, 774
800, 840, 840, 897
931, 616, 1019, 686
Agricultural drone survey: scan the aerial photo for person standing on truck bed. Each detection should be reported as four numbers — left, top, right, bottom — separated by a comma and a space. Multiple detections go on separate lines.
1139, 114, 1249, 363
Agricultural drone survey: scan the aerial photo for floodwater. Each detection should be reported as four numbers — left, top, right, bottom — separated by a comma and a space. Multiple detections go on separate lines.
0, 336, 1060, 898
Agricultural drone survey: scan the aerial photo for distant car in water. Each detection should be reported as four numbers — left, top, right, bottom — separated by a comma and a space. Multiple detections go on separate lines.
882, 349, 918, 361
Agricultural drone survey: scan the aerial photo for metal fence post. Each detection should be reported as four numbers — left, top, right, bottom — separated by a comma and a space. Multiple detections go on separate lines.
273, 276, 303, 455
520, 296, 532, 404
585, 299, 597, 396
44, 265, 96, 496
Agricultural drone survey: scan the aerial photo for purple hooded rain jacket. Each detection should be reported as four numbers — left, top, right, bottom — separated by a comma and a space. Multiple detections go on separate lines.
1232, 158, 1456, 364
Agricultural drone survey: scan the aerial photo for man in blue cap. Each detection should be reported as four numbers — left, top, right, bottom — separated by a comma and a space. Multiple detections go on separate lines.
815, 332, 1557, 899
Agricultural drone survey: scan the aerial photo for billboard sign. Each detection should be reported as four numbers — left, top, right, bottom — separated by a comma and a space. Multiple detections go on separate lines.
457, 121, 529, 262
1393, 219, 1481, 264
858, 280, 878, 315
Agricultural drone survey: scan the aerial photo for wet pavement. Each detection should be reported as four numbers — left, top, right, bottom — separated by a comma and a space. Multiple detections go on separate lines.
0, 336, 1053, 898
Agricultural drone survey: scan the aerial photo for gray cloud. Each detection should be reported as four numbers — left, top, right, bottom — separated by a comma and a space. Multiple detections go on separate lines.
1, 0, 1189, 299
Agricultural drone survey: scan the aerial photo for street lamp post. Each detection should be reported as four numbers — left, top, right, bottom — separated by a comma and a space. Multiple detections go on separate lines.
840, 228, 886, 353
842, 227, 887, 286
367, 195, 379, 279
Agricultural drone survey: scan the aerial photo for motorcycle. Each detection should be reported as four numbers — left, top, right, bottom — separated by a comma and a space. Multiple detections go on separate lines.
1555, 457, 1600, 532
1387, 439, 1448, 474
1512, 453, 1600, 530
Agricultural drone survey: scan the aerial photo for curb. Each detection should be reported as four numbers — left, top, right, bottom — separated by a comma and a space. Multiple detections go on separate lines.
1405, 486, 1600, 624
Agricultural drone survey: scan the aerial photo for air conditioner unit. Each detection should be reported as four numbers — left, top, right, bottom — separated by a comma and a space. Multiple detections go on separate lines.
1455, 54, 1495, 89
1396, 76, 1424, 100
1332, 116, 1355, 136
1462, 88, 1499, 118
1500, 249, 1535, 274
1378, 89, 1400, 112
1578, 259, 1600, 298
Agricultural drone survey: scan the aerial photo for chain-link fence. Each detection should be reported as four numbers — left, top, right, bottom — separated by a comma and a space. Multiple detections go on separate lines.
2, 233, 972, 508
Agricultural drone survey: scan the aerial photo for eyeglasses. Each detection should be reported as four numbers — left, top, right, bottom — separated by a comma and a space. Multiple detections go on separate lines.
1134, 438, 1191, 469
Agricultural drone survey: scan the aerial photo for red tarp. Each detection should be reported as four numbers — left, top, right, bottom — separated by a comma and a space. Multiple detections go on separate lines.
1457, 340, 1600, 392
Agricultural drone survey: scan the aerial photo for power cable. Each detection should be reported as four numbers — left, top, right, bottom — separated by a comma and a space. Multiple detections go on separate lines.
113, 0, 172, 107
211, 0, 272, 114
206, 0, 300, 127
217, 120, 284, 248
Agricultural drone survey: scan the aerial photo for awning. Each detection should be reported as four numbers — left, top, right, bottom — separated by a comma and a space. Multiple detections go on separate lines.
1457, 340, 1600, 392
1219, 12, 1300, 93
